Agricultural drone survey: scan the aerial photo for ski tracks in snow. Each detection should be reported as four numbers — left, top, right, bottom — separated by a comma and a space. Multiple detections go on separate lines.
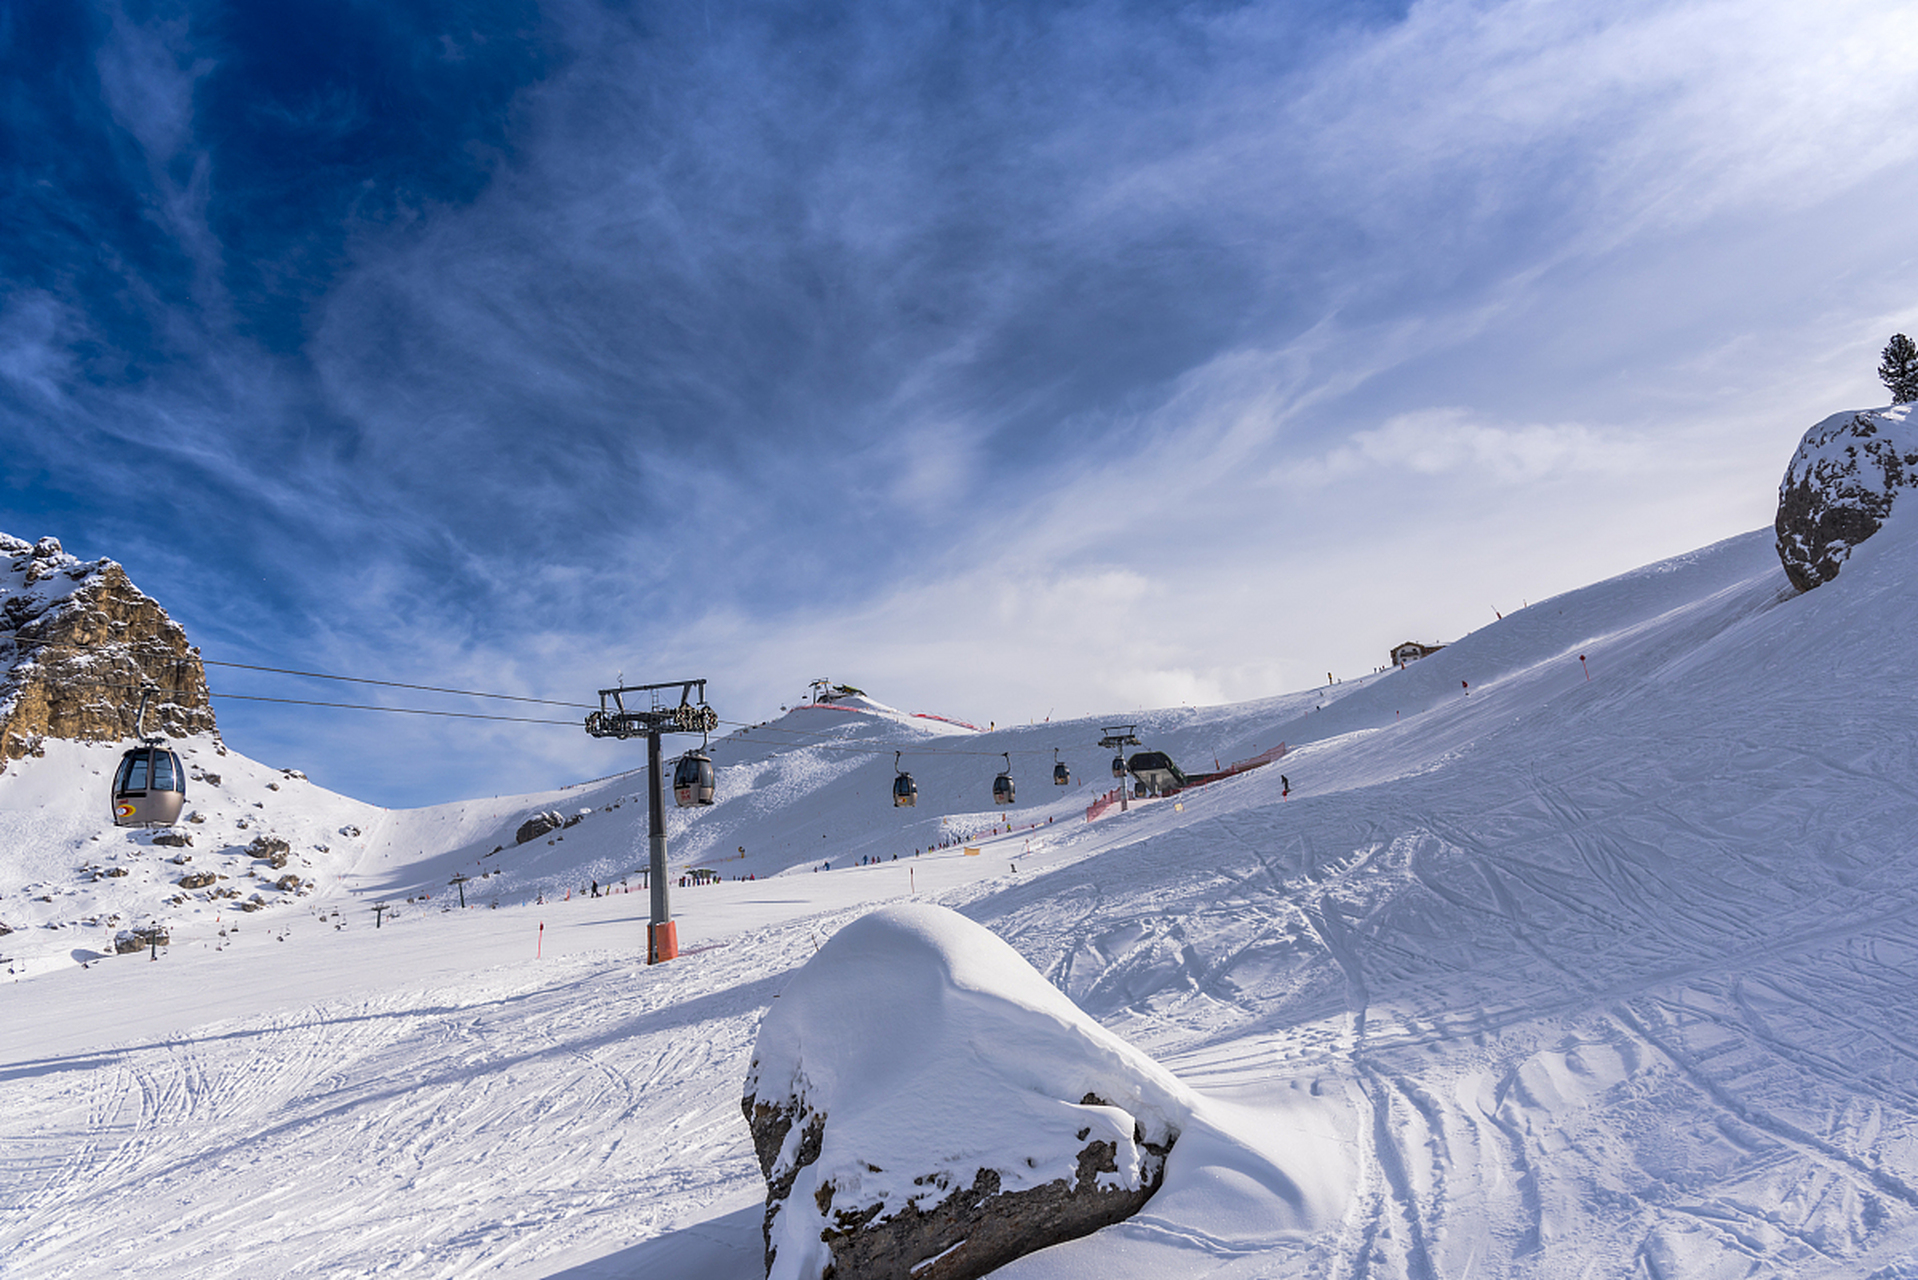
0, 933, 810, 1278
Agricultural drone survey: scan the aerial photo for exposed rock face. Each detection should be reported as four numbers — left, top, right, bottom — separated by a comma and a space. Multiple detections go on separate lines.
0, 534, 216, 766
741, 904, 1191, 1280
1776, 406, 1918, 591
743, 1093, 1171, 1280
516, 811, 565, 844
113, 924, 169, 953
248, 835, 292, 866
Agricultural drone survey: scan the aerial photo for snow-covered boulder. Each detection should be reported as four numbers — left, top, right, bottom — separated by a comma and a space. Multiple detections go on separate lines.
1776, 405, 1918, 590
515, 810, 565, 844
248, 834, 291, 867
112, 924, 167, 954
740, 903, 1190, 1280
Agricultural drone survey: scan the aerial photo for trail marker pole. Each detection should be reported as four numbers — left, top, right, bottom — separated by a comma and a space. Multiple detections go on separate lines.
1580, 654, 1590, 681
537, 922, 544, 958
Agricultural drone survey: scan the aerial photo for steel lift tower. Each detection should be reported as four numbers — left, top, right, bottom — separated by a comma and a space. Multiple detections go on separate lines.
585, 679, 718, 964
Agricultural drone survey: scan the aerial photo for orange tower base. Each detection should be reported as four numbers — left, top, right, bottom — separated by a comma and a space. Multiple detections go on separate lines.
648, 920, 679, 965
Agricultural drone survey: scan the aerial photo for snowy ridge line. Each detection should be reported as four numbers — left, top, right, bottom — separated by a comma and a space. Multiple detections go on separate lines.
727, 715, 1065, 757
910, 711, 983, 731
789, 702, 983, 732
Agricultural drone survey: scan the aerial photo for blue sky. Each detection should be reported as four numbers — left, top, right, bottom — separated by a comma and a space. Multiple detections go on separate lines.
4, 0, 1916, 807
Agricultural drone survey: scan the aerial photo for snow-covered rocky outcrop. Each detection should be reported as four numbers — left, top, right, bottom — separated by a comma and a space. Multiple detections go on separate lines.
0, 736, 380, 972
741, 903, 1190, 1280
0, 533, 215, 765
1775, 404, 1918, 590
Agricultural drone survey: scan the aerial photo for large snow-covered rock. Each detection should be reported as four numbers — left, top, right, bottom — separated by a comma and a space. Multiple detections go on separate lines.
740, 903, 1191, 1280
1775, 405, 1918, 590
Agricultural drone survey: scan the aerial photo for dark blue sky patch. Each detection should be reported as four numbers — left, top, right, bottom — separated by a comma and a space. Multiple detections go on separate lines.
197, 0, 554, 350
0, 6, 203, 379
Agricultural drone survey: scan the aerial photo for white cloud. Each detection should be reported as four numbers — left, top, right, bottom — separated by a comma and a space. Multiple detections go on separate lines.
1292, 409, 1651, 486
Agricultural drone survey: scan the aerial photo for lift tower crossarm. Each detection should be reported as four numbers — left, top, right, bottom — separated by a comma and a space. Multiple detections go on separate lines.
585, 680, 716, 740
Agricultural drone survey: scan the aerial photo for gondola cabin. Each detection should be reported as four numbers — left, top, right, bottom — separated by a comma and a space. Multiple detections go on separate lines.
1110, 754, 1126, 779
112, 746, 186, 827
673, 750, 716, 807
993, 773, 1016, 805
1053, 761, 1070, 785
893, 771, 918, 807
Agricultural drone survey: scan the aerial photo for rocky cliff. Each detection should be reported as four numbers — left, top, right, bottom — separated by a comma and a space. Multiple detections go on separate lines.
0, 534, 215, 766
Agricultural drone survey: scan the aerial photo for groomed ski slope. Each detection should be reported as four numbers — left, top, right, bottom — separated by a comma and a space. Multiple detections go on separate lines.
4, 509, 1918, 1278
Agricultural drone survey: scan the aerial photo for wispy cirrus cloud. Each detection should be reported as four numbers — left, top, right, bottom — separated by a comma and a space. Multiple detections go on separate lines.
5, 0, 1918, 802
1289, 409, 1650, 487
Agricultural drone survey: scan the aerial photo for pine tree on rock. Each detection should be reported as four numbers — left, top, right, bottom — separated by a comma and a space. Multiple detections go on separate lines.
1880, 333, 1918, 404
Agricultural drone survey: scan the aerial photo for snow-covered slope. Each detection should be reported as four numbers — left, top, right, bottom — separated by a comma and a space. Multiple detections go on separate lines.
0, 737, 379, 973
4, 513, 1918, 1278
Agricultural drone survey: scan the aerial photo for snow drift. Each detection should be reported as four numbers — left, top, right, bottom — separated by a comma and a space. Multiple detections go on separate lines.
742, 903, 1189, 1279
741, 902, 1346, 1280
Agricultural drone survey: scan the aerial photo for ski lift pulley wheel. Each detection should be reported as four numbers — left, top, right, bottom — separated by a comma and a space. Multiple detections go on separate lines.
673, 749, 716, 807
673, 703, 719, 733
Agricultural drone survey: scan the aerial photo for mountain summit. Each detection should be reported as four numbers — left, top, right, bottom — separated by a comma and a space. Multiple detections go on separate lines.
0, 534, 214, 767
